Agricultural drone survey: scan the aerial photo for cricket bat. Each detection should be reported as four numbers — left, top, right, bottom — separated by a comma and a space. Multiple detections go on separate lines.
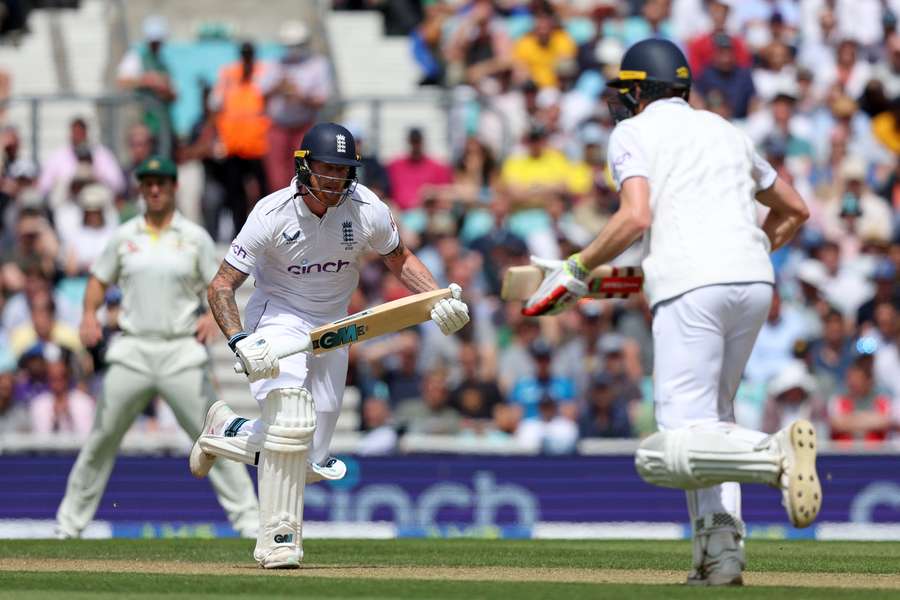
501, 265, 644, 301
234, 288, 452, 373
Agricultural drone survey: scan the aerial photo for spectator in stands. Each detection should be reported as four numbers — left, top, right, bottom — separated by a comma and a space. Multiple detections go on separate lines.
810, 307, 855, 395
0, 353, 28, 434
410, 0, 453, 86
761, 360, 827, 434
500, 124, 591, 210
60, 184, 117, 278
380, 332, 424, 407
819, 38, 873, 101
210, 41, 271, 235
116, 15, 177, 142
37, 118, 125, 200
871, 34, 900, 100
345, 123, 390, 199
694, 33, 758, 119
260, 20, 334, 190
386, 127, 453, 211
596, 333, 644, 404
686, 0, 751, 76
1, 157, 39, 243
468, 193, 529, 297
357, 397, 398, 456
444, 0, 513, 89
496, 308, 541, 395
516, 395, 578, 454
858, 260, 900, 329
122, 123, 156, 207
829, 354, 896, 444
752, 40, 798, 103
605, 0, 677, 48
814, 238, 873, 319
9, 293, 81, 359
449, 341, 503, 421
509, 338, 576, 421
512, 6, 576, 89
824, 157, 893, 257
28, 347, 93, 436
745, 288, 810, 384
1, 209, 60, 293
1, 266, 79, 340
395, 369, 461, 435
579, 372, 634, 439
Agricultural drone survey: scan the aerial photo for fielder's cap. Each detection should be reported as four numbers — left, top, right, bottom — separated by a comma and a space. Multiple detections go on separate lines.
8, 159, 38, 180
872, 259, 896, 281
279, 20, 310, 46
78, 183, 113, 211
529, 338, 554, 359
142, 15, 169, 42
768, 361, 815, 397
840, 156, 867, 181
598, 333, 625, 354
796, 258, 827, 288
135, 156, 177, 180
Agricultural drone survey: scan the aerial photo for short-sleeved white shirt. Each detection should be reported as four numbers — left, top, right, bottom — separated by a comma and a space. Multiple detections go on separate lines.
92, 212, 219, 337
606, 98, 777, 308
225, 180, 400, 325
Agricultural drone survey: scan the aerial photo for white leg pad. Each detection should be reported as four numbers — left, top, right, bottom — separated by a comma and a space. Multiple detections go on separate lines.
255, 388, 316, 569
635, 424, 781, 490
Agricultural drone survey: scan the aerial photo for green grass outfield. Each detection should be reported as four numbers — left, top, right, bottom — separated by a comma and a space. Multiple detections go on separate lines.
1, 539, 899, 599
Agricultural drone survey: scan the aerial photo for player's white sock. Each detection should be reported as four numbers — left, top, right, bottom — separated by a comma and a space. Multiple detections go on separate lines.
635, 423, 779, 489
221, 416, 257, 438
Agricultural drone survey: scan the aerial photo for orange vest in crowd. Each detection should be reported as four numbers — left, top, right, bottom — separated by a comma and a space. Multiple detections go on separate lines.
214, 62, 270, 158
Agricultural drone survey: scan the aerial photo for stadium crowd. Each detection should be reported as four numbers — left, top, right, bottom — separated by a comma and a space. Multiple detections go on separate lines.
2, 0, 900, 453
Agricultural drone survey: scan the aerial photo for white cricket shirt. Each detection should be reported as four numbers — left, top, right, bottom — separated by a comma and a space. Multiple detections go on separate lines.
92, 212, 219, 337
225, 180, 400, 325
607, 98, 777, 308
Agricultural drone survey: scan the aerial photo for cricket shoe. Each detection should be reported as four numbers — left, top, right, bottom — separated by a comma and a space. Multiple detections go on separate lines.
773, 419, 822, 528
306, 457, 347, 484
189, 401, 236, 478
686, 513, 745, 587
256, 521, 303, 569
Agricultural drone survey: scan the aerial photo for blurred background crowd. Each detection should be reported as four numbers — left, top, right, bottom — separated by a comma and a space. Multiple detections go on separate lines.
2, 0, 900, 454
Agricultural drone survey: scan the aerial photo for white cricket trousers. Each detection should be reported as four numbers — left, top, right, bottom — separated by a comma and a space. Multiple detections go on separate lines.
56, 356, 259, 536
652, 282, 773, 520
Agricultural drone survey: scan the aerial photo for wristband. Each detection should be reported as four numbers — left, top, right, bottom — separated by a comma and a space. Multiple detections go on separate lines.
227, 332, 248, 352
565, 253, 589, 281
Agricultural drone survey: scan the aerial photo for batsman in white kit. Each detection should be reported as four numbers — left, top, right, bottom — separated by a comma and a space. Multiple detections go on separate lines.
190, 122, 469, 568
524, 39, 816, 586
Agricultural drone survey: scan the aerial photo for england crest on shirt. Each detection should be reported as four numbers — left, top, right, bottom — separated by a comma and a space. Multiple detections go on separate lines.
341, 220, 355, 250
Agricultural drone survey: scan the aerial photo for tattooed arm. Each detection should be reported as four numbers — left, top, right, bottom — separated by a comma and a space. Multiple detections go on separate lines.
207, 261, 249, 338
380, 239, 440, 294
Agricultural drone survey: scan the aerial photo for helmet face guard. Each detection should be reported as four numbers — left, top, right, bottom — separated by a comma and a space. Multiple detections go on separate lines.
295, 150, 359, 207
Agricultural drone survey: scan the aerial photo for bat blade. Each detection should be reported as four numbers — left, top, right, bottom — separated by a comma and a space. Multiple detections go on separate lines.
501, 265, 644, 301
309, 288, 452, 354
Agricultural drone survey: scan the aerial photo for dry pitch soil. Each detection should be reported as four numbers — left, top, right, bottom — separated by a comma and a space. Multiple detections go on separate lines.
2, 559, 899, 589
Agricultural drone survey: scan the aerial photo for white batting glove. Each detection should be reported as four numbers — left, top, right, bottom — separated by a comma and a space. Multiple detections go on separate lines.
230, 332, 280, 383
431, 283, 470, 335
522, 254, 589, 316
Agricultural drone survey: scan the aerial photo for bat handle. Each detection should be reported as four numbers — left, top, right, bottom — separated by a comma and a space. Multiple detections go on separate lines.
232, 334, 313, 374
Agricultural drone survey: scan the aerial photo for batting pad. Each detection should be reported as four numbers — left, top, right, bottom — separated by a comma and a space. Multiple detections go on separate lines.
255, 388, 316, 565
635, 424, 781, 490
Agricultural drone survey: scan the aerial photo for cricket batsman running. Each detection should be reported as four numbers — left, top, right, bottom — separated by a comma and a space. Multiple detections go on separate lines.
190, 122, 470, 568
523, 39, 816, 585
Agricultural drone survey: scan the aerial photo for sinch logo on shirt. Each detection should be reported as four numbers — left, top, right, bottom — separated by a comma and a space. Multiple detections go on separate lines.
287, 259, 350, 275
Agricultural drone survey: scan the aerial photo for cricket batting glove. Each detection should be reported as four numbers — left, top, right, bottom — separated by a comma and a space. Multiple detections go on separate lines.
431, 283, 470, 335
230, 332, 280, 383
522, 254, 589, 316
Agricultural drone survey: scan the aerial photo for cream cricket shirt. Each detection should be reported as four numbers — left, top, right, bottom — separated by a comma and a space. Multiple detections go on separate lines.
607, 98, 777, 308
91, 212, 219, 373
225, 181, 400, 326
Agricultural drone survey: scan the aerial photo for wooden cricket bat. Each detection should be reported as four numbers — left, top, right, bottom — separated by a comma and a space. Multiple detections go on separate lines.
501, 265, 644, 301
234, 288, 452, 373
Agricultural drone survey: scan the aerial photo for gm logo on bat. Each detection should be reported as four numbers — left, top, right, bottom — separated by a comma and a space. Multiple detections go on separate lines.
314, 324, 368, 350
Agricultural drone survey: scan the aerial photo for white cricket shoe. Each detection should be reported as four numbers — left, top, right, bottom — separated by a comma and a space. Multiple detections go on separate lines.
258, 546, 302, 569
774, 419, 822, 528
256, 521, 303, 569
189, 401, 235, 478
686, 513, 745, 587
306, 457, 347, 484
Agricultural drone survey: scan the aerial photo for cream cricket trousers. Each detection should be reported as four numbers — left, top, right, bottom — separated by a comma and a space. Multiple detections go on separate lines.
651, 282, 773, 521
56, 341, 259, 536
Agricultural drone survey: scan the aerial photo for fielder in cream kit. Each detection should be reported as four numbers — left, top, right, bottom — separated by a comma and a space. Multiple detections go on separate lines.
56, 157, 259, 538
524, 40, 817, 586
190, 123, 469, 568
